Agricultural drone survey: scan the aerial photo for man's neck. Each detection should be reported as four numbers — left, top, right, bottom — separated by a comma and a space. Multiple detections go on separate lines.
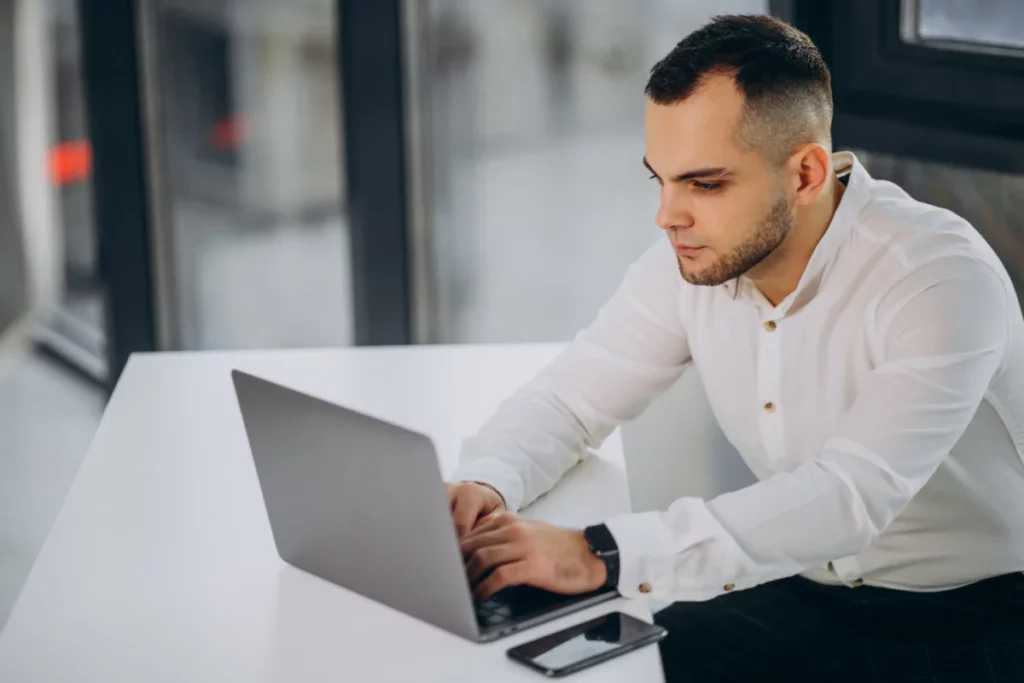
749, 176, 845, 307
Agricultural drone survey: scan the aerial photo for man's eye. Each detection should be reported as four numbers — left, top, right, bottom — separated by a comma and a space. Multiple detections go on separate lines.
693, 181, 722, 192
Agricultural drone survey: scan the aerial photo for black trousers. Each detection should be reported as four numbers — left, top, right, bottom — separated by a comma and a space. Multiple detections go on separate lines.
654, 573, 1024, 683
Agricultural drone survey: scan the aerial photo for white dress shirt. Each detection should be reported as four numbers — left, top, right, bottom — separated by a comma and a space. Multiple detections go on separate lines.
450, 152, 1024, 602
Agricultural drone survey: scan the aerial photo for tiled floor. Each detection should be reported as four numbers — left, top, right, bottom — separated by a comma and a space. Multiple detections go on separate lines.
0, 344, 104, 629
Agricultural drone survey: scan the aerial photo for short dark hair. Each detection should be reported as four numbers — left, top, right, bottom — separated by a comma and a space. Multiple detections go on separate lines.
646, 15, 833, 165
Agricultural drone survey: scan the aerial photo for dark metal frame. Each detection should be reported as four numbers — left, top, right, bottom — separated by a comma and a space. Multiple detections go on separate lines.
337, 0, 413, 346
773, 0, 1024, 175
78, 0, 157, 390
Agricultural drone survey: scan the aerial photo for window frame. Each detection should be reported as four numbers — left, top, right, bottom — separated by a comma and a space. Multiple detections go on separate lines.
775, 0, 1024, 174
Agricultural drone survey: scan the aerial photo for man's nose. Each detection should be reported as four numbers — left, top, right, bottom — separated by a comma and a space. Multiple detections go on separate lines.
656, 194, 694, 232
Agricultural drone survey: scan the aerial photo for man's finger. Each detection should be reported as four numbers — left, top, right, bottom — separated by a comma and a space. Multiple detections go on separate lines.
463, 510, 513, 540
466, 542, 523, 585
451, 496, 482, 537
460, 526, 514, 559
474, 561, 529, 602
470, 508, 504, 532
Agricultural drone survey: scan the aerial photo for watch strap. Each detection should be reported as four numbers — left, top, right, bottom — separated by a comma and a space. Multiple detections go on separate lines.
584, 524, 620, 590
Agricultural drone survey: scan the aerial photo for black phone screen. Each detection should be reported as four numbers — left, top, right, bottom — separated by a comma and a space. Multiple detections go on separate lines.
507, 612, 666, 676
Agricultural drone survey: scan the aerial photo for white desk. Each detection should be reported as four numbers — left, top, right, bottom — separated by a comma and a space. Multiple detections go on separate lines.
0, 345, 665, 682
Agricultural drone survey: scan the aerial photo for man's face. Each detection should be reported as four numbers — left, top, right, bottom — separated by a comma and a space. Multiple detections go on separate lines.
644, 75, 794, 286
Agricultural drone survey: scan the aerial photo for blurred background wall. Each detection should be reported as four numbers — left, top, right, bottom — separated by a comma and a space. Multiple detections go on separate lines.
28, 0, 773, 386
14, 0, 1022, 389
407, 0, 767, 344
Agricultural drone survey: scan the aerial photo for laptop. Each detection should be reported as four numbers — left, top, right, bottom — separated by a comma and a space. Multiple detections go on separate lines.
231, 370, 617, 643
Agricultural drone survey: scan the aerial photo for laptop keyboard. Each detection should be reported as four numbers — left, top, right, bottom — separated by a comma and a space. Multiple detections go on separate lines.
475, 599, 514, 627
474, 585, 596, 627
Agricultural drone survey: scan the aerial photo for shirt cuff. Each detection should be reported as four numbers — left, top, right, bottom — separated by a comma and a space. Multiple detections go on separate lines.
603, 510, 679, 600
447, 459, 525, 513
604, 499, 756, 602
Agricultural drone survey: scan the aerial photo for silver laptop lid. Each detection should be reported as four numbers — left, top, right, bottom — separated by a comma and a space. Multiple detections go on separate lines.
231, 370, 480, 641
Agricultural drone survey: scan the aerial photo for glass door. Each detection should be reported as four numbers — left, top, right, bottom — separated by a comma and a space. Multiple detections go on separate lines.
141, 0, 353, 351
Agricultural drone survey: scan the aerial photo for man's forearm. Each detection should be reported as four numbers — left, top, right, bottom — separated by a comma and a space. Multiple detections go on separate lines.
453, 240, 691, 510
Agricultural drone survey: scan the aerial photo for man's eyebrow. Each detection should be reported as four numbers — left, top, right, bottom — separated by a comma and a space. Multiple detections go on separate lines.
643, 157, 731, 182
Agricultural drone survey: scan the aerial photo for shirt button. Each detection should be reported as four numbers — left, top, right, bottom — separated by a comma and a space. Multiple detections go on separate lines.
763, 401, 777, 413
638, 582, 653, 594
723, 583, 736, 592
764, 320, 777, 332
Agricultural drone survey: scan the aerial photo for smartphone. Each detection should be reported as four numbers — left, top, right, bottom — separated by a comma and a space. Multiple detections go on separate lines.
506, 611, 667, 677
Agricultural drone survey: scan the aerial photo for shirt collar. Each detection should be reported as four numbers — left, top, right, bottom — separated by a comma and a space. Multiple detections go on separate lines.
721, 151, 871, 305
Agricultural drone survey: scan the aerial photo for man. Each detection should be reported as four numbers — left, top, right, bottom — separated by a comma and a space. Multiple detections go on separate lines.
447, 14, 1024, 682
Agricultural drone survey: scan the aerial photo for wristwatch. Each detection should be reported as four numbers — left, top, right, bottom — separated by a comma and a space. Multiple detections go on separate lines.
583, 523, 620, 591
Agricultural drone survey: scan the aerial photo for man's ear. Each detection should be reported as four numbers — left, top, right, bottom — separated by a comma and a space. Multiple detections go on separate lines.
788, 143, 831, 207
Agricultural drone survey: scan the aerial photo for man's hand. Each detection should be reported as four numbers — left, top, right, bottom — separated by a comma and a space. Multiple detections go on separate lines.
460, 512, 607, 602
446, 481, 506, 537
